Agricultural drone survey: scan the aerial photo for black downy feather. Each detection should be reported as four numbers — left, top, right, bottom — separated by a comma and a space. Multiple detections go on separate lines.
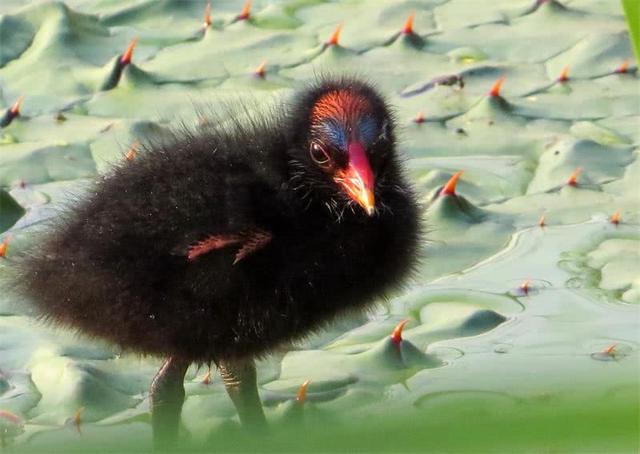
15, 76, 421, 362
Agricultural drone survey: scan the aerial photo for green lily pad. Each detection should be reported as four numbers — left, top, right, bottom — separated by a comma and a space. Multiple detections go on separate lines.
0, 189, 25, 232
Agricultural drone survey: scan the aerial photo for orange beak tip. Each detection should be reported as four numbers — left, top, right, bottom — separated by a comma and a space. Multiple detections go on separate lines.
335, 142, 376, 217
361, 188, 376, 216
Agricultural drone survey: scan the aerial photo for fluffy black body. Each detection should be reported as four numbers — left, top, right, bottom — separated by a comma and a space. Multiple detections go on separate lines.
19, 78, 420, 362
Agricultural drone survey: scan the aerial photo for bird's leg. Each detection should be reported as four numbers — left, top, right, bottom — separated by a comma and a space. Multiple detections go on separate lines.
218, 358, 267, 430
150, 356, 190, 448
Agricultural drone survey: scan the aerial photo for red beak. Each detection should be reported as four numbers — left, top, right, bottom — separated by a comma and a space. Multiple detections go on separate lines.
333, 142, 375, 216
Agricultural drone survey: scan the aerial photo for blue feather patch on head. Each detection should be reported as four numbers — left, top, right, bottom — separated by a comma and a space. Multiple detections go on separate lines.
311, 90, 381, 151
358, 116, 377, 145
321, 120, 348, 150
320, 116, 377, 151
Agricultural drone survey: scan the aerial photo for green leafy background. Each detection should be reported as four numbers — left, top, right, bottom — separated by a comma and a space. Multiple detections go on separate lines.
0, 0, 638, 452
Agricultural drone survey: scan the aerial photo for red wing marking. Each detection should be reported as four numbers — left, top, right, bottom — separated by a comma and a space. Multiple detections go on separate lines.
187, 234, 243, 261
186, 228, 272, 263
233, 229, 273, 265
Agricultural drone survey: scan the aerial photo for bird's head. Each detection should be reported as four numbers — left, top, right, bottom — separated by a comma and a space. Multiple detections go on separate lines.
287, 78, 395, 218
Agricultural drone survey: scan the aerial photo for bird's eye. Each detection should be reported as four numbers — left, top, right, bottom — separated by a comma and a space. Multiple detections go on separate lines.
310, 142, 332, 168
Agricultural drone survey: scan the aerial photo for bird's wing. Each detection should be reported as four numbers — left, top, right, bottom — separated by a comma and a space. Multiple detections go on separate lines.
168, 158, 277, 264
232, 229, 272, 264
185, 228, 272, 264
186, 234, 243, 261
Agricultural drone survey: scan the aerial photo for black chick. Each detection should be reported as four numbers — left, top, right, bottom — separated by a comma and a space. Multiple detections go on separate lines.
17, 76, 420, 446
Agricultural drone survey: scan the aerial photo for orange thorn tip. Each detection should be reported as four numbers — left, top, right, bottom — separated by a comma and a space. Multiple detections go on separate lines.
203, 2, 212, 27
0, 239, 8, 258
520, 279, 531, 294
402, 12, 415, 35
254, 60, 267, 78
120, 38, 137, 65
558, 65, 569, 82
489, 75, 506, 97
9, 95, 23, 116
440, 171, 463, 196
296, 379, 311, 403
327, 23, 343, 46
538, 215, 546, 227
414, 111, 425, 124
391, 319, 410, 344
603, 343, 617, 356
610, 210, 621, 225
125, 142, 139, 161
615, 60, 629, 74
238, 0, 252, 20
73, 407, 84, 425
202, 370, 212, 385
567, 167, 581, 186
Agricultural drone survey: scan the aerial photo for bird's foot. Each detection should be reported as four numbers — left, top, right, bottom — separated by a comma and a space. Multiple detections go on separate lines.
150, 357, 190, 450
218, 357, 267, 431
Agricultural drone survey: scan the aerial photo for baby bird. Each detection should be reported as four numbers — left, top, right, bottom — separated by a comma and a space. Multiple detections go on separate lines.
17, 76, 420, 446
